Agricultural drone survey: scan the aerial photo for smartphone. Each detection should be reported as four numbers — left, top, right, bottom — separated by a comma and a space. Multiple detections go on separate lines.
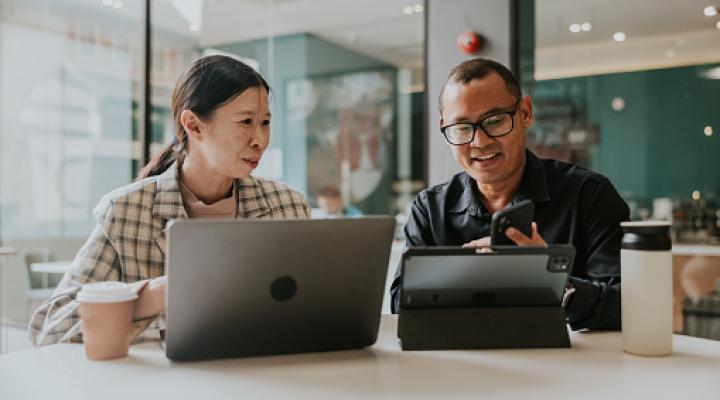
490, 199, 534, 246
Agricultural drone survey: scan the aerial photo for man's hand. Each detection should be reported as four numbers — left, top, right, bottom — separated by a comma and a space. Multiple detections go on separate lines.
505, 222, 547, 247
462, 236, 493, 253
462, 222, 547, 252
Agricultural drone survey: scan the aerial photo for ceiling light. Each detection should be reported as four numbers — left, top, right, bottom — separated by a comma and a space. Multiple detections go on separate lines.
171, 0, 203, 34
403, 6, 413, 14
613, 32, 626, 42
665, 49, 677, 58
413, 4, 424, 13
611, 97, 626, 112
703, 6, 718, 16
569, 24, 581, 33
102, 0, 113, 6
705, 126, 714, 136
699, 66, 720, 79
692, 190, 701, 200
580, 22, 592, 32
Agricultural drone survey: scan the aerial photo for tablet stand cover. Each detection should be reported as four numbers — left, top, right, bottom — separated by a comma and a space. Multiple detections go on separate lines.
397, 246, 573, 350
398, 306, 570, 350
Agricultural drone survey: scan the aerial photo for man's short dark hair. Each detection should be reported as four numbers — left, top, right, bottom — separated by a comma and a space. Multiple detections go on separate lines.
438, 58, 522, 113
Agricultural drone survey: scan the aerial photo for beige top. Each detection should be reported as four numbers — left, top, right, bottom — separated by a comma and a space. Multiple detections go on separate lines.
178, 179, 237, 218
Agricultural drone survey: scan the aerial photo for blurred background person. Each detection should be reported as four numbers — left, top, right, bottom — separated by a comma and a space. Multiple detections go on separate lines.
313, 186, 363, 218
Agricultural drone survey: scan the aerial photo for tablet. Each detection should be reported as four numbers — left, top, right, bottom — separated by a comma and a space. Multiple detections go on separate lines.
400, 245, 575, 308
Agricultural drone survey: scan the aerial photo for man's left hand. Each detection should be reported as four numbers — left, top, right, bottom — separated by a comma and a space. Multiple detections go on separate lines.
505, 222, 547, 247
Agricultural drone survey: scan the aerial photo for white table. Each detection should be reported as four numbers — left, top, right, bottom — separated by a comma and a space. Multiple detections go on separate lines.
30, 260, 72, 289
30, 260, 73, 275
1, 315, 719, 399
382, 240, 406, 313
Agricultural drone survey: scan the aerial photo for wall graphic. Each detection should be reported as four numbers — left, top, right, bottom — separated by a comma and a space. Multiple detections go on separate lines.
286, 69, 395, 210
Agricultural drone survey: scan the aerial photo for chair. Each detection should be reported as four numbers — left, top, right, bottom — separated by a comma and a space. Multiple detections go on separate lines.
680, 255, 720, 340
684, 293, 720, 341
23, 253, 59, 319
0, 247, 19, 353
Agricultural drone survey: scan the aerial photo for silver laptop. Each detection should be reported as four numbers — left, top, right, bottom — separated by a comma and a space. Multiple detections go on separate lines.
164, 217, 395, 361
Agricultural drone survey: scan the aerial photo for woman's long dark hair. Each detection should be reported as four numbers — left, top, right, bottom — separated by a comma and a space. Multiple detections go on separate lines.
136, 55, 270, 179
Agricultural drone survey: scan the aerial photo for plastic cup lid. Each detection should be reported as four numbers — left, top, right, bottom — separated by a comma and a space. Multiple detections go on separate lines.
76, 281, 138, 303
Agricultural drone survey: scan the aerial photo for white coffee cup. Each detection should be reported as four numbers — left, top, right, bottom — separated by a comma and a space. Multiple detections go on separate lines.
77, 282, 138, 360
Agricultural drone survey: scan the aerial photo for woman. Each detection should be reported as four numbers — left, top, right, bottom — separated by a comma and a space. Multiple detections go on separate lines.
29, 55, 310, 345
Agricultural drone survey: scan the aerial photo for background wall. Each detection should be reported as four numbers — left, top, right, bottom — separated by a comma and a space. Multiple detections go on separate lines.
531, 63, 720, 203
425, 0, 514, 186
219, 33, 396, 212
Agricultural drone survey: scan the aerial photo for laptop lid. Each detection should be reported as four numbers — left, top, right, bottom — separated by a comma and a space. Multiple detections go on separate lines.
164, 217, 395, 361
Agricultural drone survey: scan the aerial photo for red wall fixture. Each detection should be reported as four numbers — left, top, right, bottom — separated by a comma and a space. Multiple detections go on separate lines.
457, 31, 485, 55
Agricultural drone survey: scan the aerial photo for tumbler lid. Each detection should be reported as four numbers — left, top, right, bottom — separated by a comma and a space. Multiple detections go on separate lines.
621, 221, 671, 250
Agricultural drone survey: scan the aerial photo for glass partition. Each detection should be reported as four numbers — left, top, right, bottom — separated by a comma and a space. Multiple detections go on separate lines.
150, 0, 426, 216
520, 0, 720, 340
0, 0, 426, 338
0, 0, 143, 331
520, 0, 720, 232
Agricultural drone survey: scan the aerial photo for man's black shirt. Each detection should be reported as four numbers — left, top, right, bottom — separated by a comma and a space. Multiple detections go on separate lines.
392, 150, 630, 330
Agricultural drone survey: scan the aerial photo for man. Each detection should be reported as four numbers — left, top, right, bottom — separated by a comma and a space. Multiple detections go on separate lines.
314, 186, 363, 218
391, 58, 629, 330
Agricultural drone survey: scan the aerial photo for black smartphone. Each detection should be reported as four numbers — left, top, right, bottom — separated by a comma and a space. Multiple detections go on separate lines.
490, 199, 534, 246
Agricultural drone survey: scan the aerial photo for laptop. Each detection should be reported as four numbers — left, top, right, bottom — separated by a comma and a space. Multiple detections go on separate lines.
164, 217, 395, 361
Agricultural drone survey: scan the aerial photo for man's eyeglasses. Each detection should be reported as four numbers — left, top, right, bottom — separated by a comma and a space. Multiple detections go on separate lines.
441, 99, 521, 145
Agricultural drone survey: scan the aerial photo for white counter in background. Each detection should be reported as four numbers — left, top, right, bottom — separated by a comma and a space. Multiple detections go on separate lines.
672, 244, 720, 257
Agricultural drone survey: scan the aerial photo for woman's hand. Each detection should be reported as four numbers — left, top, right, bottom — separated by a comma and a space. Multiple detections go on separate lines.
133, 276, 167, 320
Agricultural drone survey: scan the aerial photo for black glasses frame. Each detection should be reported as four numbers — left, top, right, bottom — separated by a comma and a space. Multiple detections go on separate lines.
440, 99, 521, 145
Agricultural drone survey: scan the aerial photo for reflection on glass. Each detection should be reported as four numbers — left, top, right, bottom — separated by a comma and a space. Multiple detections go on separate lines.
1, 1, 143, 239
292, 69, 395, 211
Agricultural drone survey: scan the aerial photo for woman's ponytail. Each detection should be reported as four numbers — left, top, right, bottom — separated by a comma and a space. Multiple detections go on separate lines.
136, 143, 176, 180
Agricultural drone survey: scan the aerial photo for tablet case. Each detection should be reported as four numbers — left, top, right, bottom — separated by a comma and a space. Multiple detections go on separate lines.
397, 245, 574, 350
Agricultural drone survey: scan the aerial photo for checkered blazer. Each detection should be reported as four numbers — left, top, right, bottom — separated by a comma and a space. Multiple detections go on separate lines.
29, 163, 310, 346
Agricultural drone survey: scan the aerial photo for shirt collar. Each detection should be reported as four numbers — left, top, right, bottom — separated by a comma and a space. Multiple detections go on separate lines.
517, 149, 551, 203
448, 149, 551, 214
178, 178, 238, 218
152, 163, 272, 220
448, 173, 484, 214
